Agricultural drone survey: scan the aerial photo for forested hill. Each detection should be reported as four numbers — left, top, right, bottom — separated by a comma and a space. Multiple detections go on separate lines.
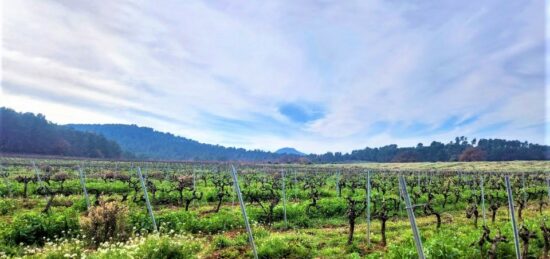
2, 107, 548, 162
67, 124, 283, 161
0, 108, 123, 158
69, 123, 549, 163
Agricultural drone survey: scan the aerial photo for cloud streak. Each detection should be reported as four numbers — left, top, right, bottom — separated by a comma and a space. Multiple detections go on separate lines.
1, 0, 546, 153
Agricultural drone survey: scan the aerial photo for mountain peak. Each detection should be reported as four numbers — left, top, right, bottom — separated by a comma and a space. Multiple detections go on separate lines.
275, 147, 305, 156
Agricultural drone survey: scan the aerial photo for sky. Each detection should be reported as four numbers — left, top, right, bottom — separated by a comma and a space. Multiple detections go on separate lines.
1, 0, 547, 153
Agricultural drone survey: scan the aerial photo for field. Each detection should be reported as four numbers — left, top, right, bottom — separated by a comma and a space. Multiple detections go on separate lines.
0, 158, 548, 258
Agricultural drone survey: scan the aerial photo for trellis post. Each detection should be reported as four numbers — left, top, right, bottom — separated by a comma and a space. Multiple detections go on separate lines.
78, 166, 91, 209
398, 175, 425, 259
192, 166, 199, 208
336, 170, 341, 197
32, 161, 45, 189
230, 165, 258, 259
521, 172, 527, 205
480, 175, 486, 225
137, 167, 157, 232
293, 170, 298, 200
365, 170, 371, 247
281, 169, 288, 228
231, 167, 236, 207
504, 176, 521, 259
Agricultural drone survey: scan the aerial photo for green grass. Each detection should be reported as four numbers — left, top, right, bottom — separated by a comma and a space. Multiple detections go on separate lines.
0, 159, 548, 258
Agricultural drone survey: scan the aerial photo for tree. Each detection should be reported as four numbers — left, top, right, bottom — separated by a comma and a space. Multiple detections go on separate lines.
459, 147, 486, 161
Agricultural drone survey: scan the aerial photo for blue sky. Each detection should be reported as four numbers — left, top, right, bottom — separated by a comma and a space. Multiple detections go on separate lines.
1, 0, 547, 153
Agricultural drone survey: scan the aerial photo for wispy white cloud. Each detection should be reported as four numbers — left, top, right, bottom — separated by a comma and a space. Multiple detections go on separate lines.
1, 0, 546, 153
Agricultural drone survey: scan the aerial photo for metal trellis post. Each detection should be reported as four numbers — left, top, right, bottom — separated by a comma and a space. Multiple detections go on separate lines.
480, 175, 486, 226
521, 172, 527, 205
294, 170, 298, 200
230, 165, 258, 259
504, 176, 521, 259
336, 171, 341, 197
398, 175, 425, 259
366, 170, 371, 247
137, 167, 157, 232
282, 170, 288, 228
78, 166, 91, 209
32, 161, 45, 189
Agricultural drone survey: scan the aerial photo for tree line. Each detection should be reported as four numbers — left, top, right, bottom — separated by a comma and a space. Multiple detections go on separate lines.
0, 107, 124, 158
308, 136, 549, 163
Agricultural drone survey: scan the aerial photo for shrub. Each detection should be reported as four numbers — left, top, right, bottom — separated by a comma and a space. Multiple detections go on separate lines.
213, 235, 234, 249
156, 210, 199, 233
80, 201, 128, 246
136, 234, 201, 259
4, 210, 79, 245
71, 197, 89, 212
197, 210, 243, 234
0, 199, 16, 215
317, 198, 347, 217
257, 236, 313, 259
290, 214, 312, 228
128, 211, 155, 233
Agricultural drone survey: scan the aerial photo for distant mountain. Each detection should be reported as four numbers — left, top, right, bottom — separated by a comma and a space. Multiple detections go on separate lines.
0, 108, 124, 158
68, 124, 286, 161
275, 147, 305, 156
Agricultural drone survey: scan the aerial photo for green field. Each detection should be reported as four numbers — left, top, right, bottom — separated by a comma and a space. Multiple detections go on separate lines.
0, 158, 548, 258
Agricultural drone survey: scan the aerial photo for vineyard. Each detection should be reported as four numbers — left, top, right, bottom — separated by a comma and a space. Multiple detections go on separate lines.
0, 158, 548, 258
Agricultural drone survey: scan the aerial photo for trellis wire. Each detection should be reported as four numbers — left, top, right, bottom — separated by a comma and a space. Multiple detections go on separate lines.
365, 170, 371, 247
137, 167, 157, 232
504, 176, 521, 259
398, 175, 425, 259
78, 166, 91, 209
281, 169, 288, 228
230, 165, 258, 259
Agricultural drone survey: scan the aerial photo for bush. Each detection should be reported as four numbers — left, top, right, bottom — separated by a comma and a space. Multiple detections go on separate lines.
4, 210, 79, 245
213, 235, 234, 249
257, 236, 313, 259
129, 211, 155, 233
0, 199, 16, 215
81, 201, 128, 246
136, 234, 201, 259
317, 198, 347, 218
197, 210, 243, 234
130, 209, 242, 235
157, 211, 199, 233
71, 197, 89, 212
